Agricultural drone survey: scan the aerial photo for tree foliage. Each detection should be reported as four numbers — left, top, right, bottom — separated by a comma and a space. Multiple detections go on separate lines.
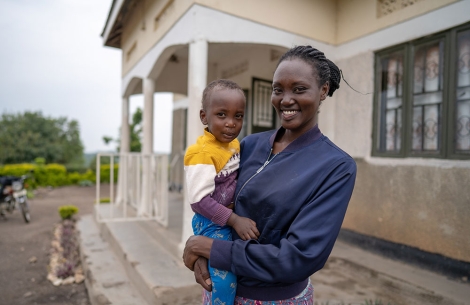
129, 107, 142, 152
0, 111, 84, 165
103, 107, 142, 152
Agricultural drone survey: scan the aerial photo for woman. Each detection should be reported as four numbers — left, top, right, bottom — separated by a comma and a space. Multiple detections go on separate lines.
183, 45, 357, 304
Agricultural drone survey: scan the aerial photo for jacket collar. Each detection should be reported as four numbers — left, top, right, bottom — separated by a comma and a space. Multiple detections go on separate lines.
268, 124, 322, 153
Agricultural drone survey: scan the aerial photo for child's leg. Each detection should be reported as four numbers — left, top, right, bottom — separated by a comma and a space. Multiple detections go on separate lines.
192, 214, 237, 305
208, 262, 237, 305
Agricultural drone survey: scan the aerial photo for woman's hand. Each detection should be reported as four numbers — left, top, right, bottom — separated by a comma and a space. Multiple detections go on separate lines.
194, 257, 212, 292
183, 235, 214, 271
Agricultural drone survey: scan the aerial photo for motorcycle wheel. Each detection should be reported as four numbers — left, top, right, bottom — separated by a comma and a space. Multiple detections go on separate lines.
19, 198, 31, 223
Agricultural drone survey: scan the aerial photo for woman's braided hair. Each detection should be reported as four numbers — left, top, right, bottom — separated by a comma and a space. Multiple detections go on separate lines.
277, 45, 341, 97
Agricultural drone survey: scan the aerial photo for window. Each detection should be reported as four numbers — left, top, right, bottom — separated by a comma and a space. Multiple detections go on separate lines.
373, 23, 470, 159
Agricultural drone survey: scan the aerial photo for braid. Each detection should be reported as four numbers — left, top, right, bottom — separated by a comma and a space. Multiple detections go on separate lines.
278, 45, 341, 97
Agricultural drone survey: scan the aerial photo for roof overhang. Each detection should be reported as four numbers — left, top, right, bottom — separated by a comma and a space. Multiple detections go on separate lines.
101, 0, 136, 48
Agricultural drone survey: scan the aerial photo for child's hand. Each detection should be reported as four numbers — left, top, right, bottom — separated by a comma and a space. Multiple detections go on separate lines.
227, 213, 260, 240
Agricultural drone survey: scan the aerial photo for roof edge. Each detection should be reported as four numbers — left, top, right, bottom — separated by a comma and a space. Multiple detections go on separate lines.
101, 0, 127, 48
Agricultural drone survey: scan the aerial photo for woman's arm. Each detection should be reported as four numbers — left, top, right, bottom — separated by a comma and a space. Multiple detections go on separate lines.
183, 235, 214, 270
210, 158, 357, 283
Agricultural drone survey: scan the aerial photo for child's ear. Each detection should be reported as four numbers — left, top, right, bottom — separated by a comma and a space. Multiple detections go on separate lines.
200, 109, 208, 125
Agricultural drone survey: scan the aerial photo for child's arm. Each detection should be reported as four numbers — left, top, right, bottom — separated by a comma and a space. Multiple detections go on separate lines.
185, 151, 234, 226
227, 213, 260, 241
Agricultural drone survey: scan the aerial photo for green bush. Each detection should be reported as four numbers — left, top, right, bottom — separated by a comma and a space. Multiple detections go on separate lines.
98, 164, 118, 183
65, 164, 88, 174
58, 205, 79, 220
36, 164, 68, 187
34, 157, 45, 166
99, 197, 111, 203
0, 163, 35, 176
0, 163, 118, 187
0, 163, 37, 188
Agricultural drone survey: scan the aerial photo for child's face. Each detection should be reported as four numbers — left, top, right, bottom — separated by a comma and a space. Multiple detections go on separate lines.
200, 88, 245, 143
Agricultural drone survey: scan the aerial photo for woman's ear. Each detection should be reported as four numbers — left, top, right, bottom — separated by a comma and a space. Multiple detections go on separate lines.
200, 109, 207, 125
320, 82, 329, 101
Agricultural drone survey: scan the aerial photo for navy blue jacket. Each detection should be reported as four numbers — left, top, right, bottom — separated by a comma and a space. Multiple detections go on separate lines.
210, 125, 356, 301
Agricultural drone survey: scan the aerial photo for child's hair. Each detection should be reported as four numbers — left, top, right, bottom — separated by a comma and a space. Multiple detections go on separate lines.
201, 79, 245, 109
277, 46, 341, 97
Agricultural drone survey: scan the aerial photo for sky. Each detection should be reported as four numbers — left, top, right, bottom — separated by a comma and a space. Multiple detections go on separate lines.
0, 0, 173, 154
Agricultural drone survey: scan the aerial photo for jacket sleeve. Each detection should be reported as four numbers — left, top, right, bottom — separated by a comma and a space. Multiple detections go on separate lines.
210, 157, 357, 283
184, 152, 233, 226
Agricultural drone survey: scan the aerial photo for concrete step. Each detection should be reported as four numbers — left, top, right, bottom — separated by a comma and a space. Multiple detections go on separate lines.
97, 217, 201, 305
78, 214, 202, 305
77, 215, 148, 305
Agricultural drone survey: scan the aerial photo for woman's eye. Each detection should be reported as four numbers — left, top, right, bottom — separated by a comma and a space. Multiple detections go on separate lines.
272, 88, 282, 94
294, 87, 306, 93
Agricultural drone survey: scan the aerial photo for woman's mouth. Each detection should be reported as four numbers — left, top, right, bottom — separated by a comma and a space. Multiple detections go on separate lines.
282, 110, 299, 119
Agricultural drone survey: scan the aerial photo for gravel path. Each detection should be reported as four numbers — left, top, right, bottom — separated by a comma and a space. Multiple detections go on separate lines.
0, 185, 105, 305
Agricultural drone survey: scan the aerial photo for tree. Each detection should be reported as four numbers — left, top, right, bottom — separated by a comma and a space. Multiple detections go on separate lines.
102, 107, 142, 152
0, 111, 84, 165
129, 107, 142, 152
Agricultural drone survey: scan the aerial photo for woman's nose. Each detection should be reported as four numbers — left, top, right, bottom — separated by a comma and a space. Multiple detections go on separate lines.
280, 95, 294, 106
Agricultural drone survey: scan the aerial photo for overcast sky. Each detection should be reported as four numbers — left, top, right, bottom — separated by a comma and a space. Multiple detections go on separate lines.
0, 0, 173, 154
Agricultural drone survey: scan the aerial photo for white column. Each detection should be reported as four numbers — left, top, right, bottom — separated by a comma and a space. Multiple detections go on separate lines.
179, 39, 208, 254
139, 78, 155, 216
116, 96, 130, 205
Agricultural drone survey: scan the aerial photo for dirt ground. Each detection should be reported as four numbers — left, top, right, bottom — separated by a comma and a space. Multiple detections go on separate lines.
0, 186, 97, 305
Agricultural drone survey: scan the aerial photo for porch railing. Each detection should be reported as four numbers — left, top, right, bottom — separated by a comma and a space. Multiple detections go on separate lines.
95, 153, 168, 227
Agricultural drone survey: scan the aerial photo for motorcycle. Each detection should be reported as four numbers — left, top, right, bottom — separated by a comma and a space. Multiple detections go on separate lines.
0, 175, 31, 223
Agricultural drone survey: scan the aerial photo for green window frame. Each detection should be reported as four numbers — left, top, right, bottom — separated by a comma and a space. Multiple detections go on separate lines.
372, 22, 470, 159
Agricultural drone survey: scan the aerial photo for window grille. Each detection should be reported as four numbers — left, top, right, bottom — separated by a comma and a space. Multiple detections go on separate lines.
456, 29, 470, 152
373, 23, 470, 159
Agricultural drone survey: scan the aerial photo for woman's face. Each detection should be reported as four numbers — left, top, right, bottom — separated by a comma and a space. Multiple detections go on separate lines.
272, 58, 328, 137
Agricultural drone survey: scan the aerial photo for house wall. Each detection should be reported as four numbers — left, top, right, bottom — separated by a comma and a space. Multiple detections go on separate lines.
326, 32, 470, 264
344, 159, 470, 262
118, 0, 459, 76
120, 0, 335, 76
336, 0, 459, 44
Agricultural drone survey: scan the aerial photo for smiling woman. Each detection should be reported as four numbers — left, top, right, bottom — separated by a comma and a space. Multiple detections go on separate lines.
183, 46, 356, 305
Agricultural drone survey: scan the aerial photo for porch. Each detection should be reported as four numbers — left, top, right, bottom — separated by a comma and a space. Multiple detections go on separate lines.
79, 187, 470, 305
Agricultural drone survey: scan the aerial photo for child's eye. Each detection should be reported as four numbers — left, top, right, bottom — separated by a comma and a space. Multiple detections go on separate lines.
235, 114, 244, 119
217, 112, 226, 117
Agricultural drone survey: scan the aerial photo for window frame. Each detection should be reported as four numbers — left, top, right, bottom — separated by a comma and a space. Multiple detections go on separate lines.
372, 22, 470, 160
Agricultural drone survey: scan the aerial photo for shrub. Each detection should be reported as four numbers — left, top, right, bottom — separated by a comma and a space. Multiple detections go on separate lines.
99, 197, 111, 203
98, 164, 118, 183
0, 162, 117, 187
34, 157, 45, 166
58, 205, 79, 220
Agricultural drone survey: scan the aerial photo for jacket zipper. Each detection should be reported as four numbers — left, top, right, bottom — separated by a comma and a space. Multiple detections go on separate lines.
234, 149, 278, 204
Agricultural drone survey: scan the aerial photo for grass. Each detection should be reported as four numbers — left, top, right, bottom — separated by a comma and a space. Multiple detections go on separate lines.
98, 197, 111, 203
